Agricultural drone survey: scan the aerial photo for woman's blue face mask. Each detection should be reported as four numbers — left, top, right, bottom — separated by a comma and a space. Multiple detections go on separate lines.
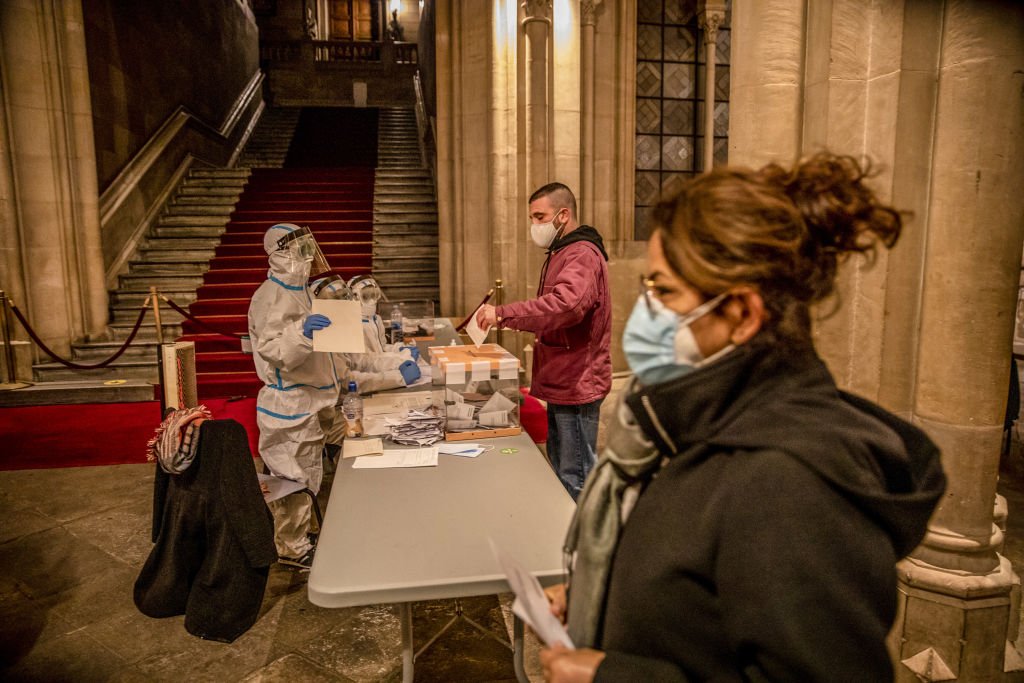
622, 292, 731, 386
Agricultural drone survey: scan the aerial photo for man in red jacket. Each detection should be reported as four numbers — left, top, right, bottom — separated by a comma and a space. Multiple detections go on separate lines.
477, 183, 611, 500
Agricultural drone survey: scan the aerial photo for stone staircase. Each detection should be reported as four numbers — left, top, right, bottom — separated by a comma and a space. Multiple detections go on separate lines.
32, 168, 250, 383
31, 107, 302, 386
236, 107, 299, 168
372, 107, 440, 306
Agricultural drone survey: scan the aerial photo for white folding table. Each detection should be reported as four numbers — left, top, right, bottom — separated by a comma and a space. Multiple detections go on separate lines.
307, 431, 574, 683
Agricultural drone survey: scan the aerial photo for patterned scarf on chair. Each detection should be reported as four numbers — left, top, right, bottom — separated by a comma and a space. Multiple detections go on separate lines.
146, 405, 213, 474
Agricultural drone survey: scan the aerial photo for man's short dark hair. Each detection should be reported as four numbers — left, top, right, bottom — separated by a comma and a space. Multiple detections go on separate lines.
530, 182, 577, 219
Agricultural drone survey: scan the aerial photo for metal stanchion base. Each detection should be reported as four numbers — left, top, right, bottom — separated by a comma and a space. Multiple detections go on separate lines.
0, 381, 32, 391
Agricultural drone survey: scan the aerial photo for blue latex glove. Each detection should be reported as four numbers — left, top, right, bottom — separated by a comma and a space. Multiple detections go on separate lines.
302, 314, 331, 339
403, 345, 420, 361
399, 360, 421, 385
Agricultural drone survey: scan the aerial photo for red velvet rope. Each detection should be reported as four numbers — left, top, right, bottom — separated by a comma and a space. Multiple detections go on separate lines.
160, 296, 244, 340
9, 302, 150, 370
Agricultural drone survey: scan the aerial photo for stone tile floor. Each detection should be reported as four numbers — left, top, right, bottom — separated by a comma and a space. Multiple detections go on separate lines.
0, 460, 545, 682
4, 433, 1024, 681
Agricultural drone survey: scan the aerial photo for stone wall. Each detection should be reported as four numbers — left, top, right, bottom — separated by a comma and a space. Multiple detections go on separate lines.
83, 0, 260, 190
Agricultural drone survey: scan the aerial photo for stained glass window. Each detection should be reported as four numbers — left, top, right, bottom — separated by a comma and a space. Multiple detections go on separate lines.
635, 0, 731, 240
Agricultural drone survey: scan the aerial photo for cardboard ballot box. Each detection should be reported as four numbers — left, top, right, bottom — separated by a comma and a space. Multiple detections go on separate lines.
430, 343, 521, 441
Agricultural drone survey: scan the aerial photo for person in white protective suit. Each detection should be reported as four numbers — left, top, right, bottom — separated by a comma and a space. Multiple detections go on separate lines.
311, 274, 423, 447
248, 223, 340, 569
344, 274, 422, 395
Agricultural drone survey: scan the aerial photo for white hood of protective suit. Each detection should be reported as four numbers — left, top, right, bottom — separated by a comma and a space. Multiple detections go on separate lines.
264, 223, 310, 287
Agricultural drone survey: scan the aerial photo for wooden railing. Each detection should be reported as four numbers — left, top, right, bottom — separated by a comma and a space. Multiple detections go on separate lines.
259, 39, 417, 66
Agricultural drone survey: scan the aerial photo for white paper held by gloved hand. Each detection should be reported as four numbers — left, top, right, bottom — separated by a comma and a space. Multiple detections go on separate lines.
311, 299, 365, 353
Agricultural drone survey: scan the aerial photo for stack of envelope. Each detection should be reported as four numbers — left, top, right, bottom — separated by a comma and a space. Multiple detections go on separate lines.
386, 407, 446, 446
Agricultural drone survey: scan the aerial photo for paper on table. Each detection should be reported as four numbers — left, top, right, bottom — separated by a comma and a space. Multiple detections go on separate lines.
351, 447, 439, 469
342, 437, 384, 459
362, 416, 389, 436
465, 305, 490, 348
489, 540, 574, 649
444, 447, 484, 457
438, 442, 485, 457
311, 299, 365, 353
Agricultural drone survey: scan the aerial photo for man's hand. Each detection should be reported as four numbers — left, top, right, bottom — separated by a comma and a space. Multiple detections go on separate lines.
476, 304, 498, 331
544, 583, 567, 624
541, 644, 605, 683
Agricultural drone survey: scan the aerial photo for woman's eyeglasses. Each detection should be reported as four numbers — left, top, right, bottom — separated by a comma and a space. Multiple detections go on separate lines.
639, 274, 661, 316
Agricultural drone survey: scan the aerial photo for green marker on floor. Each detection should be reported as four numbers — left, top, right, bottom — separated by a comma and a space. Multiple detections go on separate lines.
500, 448, 518, 454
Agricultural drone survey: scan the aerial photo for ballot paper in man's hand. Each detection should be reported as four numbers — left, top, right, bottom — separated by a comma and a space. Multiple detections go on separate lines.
489, 540, 575, 649
464, 305, 490, 348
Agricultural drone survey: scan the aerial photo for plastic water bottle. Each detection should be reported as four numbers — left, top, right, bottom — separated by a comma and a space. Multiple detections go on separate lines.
390, 303, 404, 345
342, 381, 363, 437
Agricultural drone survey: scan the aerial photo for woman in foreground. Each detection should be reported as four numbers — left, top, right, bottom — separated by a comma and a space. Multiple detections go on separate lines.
542, 153, 946, 682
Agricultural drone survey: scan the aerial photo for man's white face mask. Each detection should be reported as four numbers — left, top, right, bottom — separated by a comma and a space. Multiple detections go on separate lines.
530, 208, 567, 249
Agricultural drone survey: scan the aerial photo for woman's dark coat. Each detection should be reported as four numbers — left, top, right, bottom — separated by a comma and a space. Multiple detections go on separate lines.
594, 343, 946, 681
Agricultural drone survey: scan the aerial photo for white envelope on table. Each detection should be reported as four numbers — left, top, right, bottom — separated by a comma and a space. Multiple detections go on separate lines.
311, 299, 365, 353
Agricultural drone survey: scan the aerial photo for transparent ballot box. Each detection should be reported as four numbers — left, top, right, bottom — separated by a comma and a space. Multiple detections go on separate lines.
378, 299, 436, 343
429, 343, 521, 441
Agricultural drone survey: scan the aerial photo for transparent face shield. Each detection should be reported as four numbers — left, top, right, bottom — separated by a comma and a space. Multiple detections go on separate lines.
312, 275, 351, 300
276, 226, 330, 276
350, 276, 384, 315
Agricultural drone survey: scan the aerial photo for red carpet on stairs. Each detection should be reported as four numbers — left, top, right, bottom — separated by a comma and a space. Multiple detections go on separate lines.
0, 397, 260, 471
178, 167, 376, 399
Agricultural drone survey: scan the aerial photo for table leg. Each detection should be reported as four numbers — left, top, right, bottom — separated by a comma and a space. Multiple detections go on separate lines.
400, 602, 414, 683
513, 614, 527, 683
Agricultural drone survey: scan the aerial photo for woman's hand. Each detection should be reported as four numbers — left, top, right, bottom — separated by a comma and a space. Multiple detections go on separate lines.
541, 644, 605, 683
544, 583, 567, 624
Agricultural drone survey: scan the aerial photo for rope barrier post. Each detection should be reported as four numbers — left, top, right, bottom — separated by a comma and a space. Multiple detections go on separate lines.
151, 286, 168, 416
0, 290, 32, 390
150, 286, 165, 345
494, 278, 504, 349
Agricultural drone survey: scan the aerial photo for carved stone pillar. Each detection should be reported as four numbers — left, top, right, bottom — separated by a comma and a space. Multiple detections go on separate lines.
698, 1, 727, 173
893, 4, 1024, 679
521, 0, 551, 190
0, 0, 107, 355
580, 1, 600, 220
727, 0, 805, 168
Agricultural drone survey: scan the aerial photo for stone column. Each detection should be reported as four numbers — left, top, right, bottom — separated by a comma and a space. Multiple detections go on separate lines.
436, 0, 524, 324
893, 3, 1024, 680
698, 1, 726, 172
0, 0, 107, 356
579, 1, 598, 221
521, 0, 551, 191
727, 0, 805, 168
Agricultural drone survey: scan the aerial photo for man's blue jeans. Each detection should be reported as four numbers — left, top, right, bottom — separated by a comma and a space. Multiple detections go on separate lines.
546, 399, 603, 501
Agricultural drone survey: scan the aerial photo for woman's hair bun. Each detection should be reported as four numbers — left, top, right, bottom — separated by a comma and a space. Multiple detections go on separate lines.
758, 153, 902, 302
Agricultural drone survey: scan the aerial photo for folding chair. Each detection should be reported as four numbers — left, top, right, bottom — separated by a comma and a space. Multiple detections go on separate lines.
257, 473, 324, 531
